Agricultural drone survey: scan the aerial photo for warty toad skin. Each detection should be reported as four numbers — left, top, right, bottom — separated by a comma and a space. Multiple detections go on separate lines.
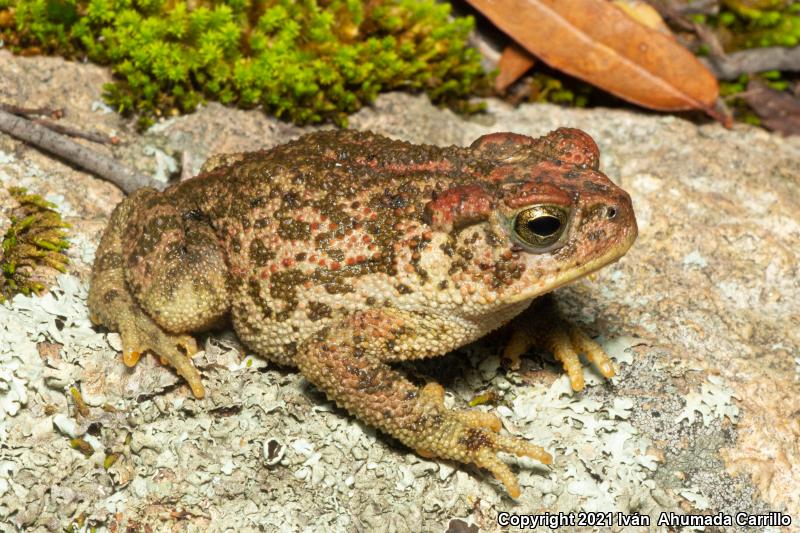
88, 128, 637, 497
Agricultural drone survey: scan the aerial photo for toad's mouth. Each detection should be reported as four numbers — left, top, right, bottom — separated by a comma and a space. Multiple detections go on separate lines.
554, 233, 636, 288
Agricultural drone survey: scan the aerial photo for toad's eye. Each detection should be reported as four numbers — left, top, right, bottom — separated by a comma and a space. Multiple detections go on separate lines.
512, 205, 570, 251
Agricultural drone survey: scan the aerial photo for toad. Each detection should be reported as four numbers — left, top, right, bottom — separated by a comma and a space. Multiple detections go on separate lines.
88, 128, 637, 497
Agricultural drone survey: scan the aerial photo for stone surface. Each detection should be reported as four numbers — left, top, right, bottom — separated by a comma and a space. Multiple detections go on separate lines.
1, 50, 798, 532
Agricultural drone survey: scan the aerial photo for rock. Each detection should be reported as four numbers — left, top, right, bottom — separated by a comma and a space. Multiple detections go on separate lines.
1, 50, 798, 532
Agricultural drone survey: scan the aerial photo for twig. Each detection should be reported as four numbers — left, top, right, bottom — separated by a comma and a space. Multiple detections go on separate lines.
647, 0, 726, 53
32, 118, 120, 145
702, 46, 800, 80
686, 0, 719, 15
0, 109, 160, 194
1, 102, 120, 144
646, 0, 718, 20
0, 103, 64, 119
646, 0, 800, 80
689, 19, 726, 58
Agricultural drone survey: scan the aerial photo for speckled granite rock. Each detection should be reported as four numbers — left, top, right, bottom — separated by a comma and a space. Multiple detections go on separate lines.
1, 50, 798, 532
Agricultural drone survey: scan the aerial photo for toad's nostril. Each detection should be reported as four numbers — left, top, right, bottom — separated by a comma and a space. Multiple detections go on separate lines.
606, 206, 618, 220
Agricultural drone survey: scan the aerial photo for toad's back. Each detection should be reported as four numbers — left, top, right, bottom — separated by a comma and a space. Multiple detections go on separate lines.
178, 131, 526, 364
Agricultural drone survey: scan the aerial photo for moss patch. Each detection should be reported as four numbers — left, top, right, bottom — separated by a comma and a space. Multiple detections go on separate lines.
693, 0, 800, 50
1, 187, 70, 302
0, 0, 489, 128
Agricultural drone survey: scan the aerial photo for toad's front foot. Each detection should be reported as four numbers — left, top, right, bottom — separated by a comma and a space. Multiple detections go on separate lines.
115, 308, 204, 399
413, 383, 551, 498
503, 297, 615, 391
87, 190, 210, 400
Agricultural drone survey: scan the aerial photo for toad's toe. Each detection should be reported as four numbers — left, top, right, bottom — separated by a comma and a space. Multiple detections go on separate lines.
414, 381, 551, 498
503, 297, 616, 392
119, 311, 205, 398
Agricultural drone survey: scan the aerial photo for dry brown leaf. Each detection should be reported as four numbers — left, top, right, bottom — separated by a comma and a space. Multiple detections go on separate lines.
496, 43, 536, 92
612, 0, 672, 34
465, 0, 721, 117
742, 79, 800, 136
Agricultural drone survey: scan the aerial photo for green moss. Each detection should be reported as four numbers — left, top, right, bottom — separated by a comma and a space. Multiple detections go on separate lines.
0, 0, 489, 127
504, 70, 594, 108
0, 187, 70, 302
527, 73, 591, 107
708, 1, 800, 50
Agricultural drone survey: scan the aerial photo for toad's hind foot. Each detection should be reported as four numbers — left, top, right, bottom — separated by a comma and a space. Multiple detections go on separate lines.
118, 309, 205, 398
414, 383, 551, 498
503, 297, 615, 392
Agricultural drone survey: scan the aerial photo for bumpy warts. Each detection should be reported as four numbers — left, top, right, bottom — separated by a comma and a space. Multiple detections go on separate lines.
88, 129, 637, 497
503, 297, 616, 391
